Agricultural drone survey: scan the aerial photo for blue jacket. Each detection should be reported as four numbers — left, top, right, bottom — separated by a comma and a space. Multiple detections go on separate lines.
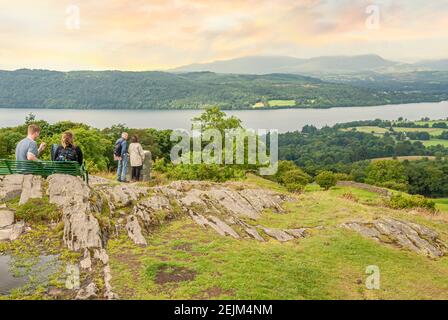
116, 138, 128, 157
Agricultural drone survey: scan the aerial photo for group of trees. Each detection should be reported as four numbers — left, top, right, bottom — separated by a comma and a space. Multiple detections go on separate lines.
0, 115, 174, 172
2, 69, 448, 110
1, 109, 447, 198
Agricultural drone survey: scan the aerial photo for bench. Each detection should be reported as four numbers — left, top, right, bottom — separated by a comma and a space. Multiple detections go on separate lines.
0, 159, 89, 184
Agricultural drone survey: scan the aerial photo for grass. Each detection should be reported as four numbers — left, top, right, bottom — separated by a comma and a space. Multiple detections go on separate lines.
345, 125, 448, 149
370, 156, 437, 162
435, 199, 448, 213
253, 100, 296, 108
107, 181, 448, 300
268, 100, 296, 107
418, 139, 448, 147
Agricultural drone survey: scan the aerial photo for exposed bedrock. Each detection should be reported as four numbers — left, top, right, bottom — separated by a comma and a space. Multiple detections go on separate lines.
341, 217, 448, 259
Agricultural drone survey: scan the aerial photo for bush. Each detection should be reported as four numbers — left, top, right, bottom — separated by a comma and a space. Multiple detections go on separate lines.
334, 173, 352, 181
162, 163, 246, 182
388, 193, 436, 211
274, 161, 312, 193
315, 171, 337, 190
15, 198, 62, 223
379, 181, 408, 192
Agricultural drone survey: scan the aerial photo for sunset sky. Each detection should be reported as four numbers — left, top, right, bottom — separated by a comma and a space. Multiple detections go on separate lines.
1, 0, 447, 71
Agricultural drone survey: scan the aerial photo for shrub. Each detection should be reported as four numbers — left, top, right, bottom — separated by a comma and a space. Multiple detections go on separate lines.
388, 193, 436, 211
379, 181, 408, 192
164, 163, 245, 182
334, 173, 352, 181
15, 198, 62, 223
274, 162, 312, 193
315, 171, 337, 190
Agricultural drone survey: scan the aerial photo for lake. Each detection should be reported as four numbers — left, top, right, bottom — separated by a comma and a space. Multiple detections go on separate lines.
1, 101, 447, 133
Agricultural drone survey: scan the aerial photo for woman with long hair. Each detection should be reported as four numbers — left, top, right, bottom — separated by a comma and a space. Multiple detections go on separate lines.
54, 131, 83, 165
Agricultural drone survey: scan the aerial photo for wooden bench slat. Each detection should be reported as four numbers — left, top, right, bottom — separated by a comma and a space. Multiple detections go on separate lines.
0, 159, 89, 184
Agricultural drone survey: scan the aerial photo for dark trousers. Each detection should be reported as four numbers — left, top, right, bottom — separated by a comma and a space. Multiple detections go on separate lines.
131, 166, 142, 181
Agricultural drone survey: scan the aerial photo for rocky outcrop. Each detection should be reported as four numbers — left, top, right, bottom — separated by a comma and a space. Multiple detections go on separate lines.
0, 174, 43, 205
47, 174, 117, 300
117, 180, 306, 244
48, 174, 102, 251
19, 175, 42, 205
0, 205, 24, 241
126, 215, 147, 246
341, 218, 448, 259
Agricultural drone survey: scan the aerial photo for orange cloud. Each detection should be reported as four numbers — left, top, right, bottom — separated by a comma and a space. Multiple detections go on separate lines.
0, 0, 447, 70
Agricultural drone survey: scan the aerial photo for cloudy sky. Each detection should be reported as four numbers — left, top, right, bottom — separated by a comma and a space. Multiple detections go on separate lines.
1, 0, 447, 71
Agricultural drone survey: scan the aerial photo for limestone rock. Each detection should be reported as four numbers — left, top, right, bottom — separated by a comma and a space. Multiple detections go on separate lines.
0, 222, 24, 241
126, 215, 147, 246
0, 175, 24, 202
80, 249, 92, 270
189, 212, 240, 239
0, 208, 14, 228
342, 218, 447, 258
75, 282, 98, 300
47, 174, 102, 251
19, 175, 42, 205
103, 265, 118, 300
94, 249, 110, 265
285, 228, 307, 238
261, 227, 295, 242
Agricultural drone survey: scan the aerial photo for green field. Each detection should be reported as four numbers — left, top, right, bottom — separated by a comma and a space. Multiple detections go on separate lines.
345, 125, 448, 148
435, 198, 448, 213
348, 126, 445, 136
253, 99, 297, 108
418, 139, 448, 147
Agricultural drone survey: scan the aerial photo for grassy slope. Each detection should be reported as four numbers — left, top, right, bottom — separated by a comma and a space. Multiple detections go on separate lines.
108, 176, 448, 300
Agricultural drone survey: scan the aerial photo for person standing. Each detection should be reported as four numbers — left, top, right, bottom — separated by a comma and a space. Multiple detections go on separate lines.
114, 132, 129, 182
15, 124, 46, 161
128, 135, 145, 182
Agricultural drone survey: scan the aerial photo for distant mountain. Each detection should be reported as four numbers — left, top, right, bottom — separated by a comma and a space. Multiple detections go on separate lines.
172, 54, 402, 75
414, 59, 448, 71
171, 56, 306, 75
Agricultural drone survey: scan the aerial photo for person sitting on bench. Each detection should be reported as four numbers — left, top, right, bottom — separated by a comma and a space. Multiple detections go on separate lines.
54, 131, 83, 165
15, 124, 46, 161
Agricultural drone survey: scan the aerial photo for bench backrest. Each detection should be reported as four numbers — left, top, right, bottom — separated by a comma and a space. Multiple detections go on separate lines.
0, 159, 82, 177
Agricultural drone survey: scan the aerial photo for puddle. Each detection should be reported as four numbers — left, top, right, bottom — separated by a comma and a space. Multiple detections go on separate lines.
0, 254, 61, 295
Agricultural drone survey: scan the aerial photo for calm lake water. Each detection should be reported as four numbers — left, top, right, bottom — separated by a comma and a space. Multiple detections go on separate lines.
1, 101, 447, 133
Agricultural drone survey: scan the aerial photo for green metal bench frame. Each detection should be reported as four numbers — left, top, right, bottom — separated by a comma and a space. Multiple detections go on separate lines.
0, 159, 89, 184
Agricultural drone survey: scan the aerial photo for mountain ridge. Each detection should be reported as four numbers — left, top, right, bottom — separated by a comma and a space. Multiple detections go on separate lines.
171, 54, 448, 75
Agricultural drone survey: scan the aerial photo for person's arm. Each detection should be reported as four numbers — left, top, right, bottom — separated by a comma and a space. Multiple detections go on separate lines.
76, 147, 84, 165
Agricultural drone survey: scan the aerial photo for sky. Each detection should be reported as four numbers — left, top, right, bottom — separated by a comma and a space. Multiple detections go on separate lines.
1, 0, 447, 71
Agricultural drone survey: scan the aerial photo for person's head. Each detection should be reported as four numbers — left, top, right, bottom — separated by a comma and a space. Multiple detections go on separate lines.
130, 135, 139, 143
61, 131, 75, 148
122, 132, 129, 140
27, 124, 41, 140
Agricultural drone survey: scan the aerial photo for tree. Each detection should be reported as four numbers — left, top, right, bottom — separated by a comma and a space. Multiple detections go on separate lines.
316, 171, 337, 190
192, 106, 242, 133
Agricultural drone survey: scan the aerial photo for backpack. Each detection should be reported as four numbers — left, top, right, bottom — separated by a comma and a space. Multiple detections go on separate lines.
114, 139, 123, 157
56, 146, 78, 162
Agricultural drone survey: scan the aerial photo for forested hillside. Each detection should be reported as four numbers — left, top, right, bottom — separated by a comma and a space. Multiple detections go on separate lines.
1, 69, 448, 110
